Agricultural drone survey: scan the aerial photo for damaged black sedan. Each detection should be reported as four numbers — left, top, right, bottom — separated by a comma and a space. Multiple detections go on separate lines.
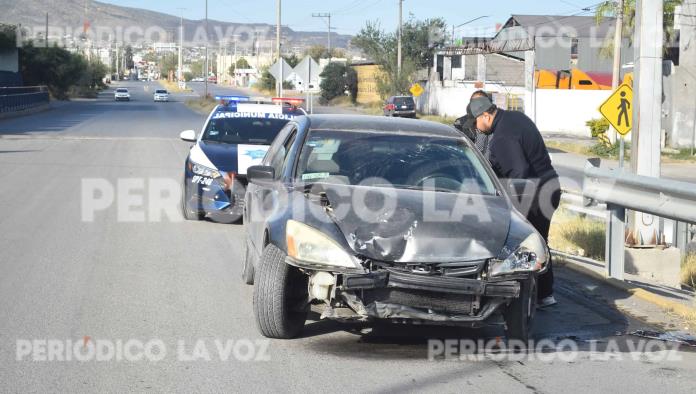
243, 115, 549, 341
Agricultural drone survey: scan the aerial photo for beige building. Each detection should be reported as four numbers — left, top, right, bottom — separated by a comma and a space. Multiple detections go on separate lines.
352, 62, 383, 104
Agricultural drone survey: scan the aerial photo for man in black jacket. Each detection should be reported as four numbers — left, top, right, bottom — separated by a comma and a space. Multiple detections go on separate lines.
470, 95, 561, 307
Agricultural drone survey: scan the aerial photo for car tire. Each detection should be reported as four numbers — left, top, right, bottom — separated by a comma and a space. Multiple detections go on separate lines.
253, 244, 308, 339
181, 183, 204, 221
503, 277, 537, 343
242, 240, 255, 285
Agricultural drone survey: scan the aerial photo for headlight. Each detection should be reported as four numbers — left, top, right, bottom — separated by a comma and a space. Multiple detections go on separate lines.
490, 232, 548, 276
190, 162, 221, 178
286, 220, 359, 269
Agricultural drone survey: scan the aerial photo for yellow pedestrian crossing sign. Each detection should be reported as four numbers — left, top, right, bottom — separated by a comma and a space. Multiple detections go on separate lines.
599, 83, 633, 136
409, 83, 424, 97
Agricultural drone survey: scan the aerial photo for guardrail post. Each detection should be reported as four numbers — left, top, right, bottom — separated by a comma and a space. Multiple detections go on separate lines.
606, 203, 626, 280
675, 221, 689, 255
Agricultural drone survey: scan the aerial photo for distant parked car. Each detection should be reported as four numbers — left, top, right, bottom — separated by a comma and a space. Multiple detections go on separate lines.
383, 95, 416, 118
114, 88, 130, 101
153, 89, 169, 102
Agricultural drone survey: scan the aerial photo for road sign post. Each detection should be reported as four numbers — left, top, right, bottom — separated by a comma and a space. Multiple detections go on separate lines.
599, 83, 633, 169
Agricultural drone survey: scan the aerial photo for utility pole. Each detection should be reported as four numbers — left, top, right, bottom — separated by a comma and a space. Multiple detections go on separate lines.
397, 0, 403, 75
177, 8, 185, 84
609, 0, 625, 144
115, 41, 119, 78
45, 12, 49, 48
312, 13, 332, 60
630, 0, 664, 245
204, 0, 209, 97
276, 0, 282, 96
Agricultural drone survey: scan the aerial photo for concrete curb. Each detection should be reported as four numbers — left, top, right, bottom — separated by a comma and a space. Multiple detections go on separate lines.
555, 257, 696, 321
0, 103, 51, 120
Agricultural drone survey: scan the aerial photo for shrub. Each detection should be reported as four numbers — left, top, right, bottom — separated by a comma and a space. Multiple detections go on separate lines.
586, 118, 610, 137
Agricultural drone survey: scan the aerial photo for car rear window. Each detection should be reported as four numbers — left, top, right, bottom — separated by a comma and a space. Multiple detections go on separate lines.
116, 89, 128, 93
201, 116, 291, 145
393, 97, 414, 106
296, 129, 497, 195
155, 90, 167, 94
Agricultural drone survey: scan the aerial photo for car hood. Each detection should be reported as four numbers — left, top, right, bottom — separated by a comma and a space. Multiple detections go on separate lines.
198, 141, 271, 174
199, 140, 239, 172
317, 184, 511, 263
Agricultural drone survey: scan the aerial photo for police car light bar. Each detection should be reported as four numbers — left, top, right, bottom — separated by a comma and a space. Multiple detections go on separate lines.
215, 95, 250, 104
272, 97, 305, 106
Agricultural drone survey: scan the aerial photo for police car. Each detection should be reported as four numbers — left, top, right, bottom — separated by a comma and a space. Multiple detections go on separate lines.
179, 96, 305, 222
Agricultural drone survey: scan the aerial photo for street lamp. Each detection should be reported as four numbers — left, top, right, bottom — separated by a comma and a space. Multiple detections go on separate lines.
451, 15, 490, 45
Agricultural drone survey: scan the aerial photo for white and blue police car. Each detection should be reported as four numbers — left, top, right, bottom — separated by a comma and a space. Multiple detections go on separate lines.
179, 95, 305, 222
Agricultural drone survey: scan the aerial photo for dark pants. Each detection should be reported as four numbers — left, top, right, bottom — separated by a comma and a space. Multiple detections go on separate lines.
526, 177, 561, 299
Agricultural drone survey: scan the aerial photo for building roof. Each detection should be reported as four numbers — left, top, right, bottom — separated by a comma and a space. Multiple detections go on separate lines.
504, 14, 615, 38
440, 14, 616, 55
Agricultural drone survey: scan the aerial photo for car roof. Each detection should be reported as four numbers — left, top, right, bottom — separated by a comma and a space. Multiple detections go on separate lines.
305, 114, 459, 137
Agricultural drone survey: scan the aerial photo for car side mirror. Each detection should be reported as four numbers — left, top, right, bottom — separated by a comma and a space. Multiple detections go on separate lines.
179, 130, 196, 142
247, 165, 275, 183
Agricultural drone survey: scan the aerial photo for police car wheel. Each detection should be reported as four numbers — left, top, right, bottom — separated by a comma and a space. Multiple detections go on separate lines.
181, 184, 204, 221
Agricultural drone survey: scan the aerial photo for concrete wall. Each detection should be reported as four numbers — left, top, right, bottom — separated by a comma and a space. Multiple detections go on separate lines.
416, 82, 611, 137
0, 48, 19, 73
535, 89, 612, 137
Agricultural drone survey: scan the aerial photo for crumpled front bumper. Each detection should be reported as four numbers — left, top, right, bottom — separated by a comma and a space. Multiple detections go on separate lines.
323, 268, 522, 326
185, 175, 246, 216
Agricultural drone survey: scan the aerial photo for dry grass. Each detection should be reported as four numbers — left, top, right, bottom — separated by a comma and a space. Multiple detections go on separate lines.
159, 80, 192, 93
185, 96, 218, 114
682, 253, 696, 289
545, 140, 593, 156
548, 207, 605, 260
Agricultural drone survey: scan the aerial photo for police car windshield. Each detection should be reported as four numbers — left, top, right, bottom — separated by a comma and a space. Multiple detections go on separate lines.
202, 112, 291, 145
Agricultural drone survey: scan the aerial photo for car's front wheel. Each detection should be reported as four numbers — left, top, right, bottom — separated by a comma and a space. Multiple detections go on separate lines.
503, 277, 537, 343
181, 182, 204, 221
253, 244, 308, 339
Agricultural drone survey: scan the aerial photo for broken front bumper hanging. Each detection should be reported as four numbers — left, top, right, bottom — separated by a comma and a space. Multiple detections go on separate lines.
322, 268, 522, 325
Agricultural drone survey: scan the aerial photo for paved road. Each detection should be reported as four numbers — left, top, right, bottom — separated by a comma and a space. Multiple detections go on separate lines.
1, 82, 695, 392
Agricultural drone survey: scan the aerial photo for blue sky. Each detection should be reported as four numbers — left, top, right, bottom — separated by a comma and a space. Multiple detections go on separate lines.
102, 0, 600, 35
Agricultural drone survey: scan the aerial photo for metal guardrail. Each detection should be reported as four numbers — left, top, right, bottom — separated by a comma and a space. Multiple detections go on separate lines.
581, 159, 696, 281
0, 86, 50, 113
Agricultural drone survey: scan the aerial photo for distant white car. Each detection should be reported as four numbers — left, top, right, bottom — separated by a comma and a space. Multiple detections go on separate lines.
153, 89, 169, 102
114, 88, 130, 101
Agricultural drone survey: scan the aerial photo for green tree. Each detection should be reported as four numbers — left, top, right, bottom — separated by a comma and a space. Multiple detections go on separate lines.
159, 53, 179, 80
305, 45, 346, 61
284, 54, 301, 68
352, 17, 445, 97
124, 45, 134, 69
319, 62, 356, 103
229, 57, 251, 75
19, 42, 107, 99
256, 67, 276, 91
595, 0, 683, 57
0, 24, 17, 50
190, 60, 204, 77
